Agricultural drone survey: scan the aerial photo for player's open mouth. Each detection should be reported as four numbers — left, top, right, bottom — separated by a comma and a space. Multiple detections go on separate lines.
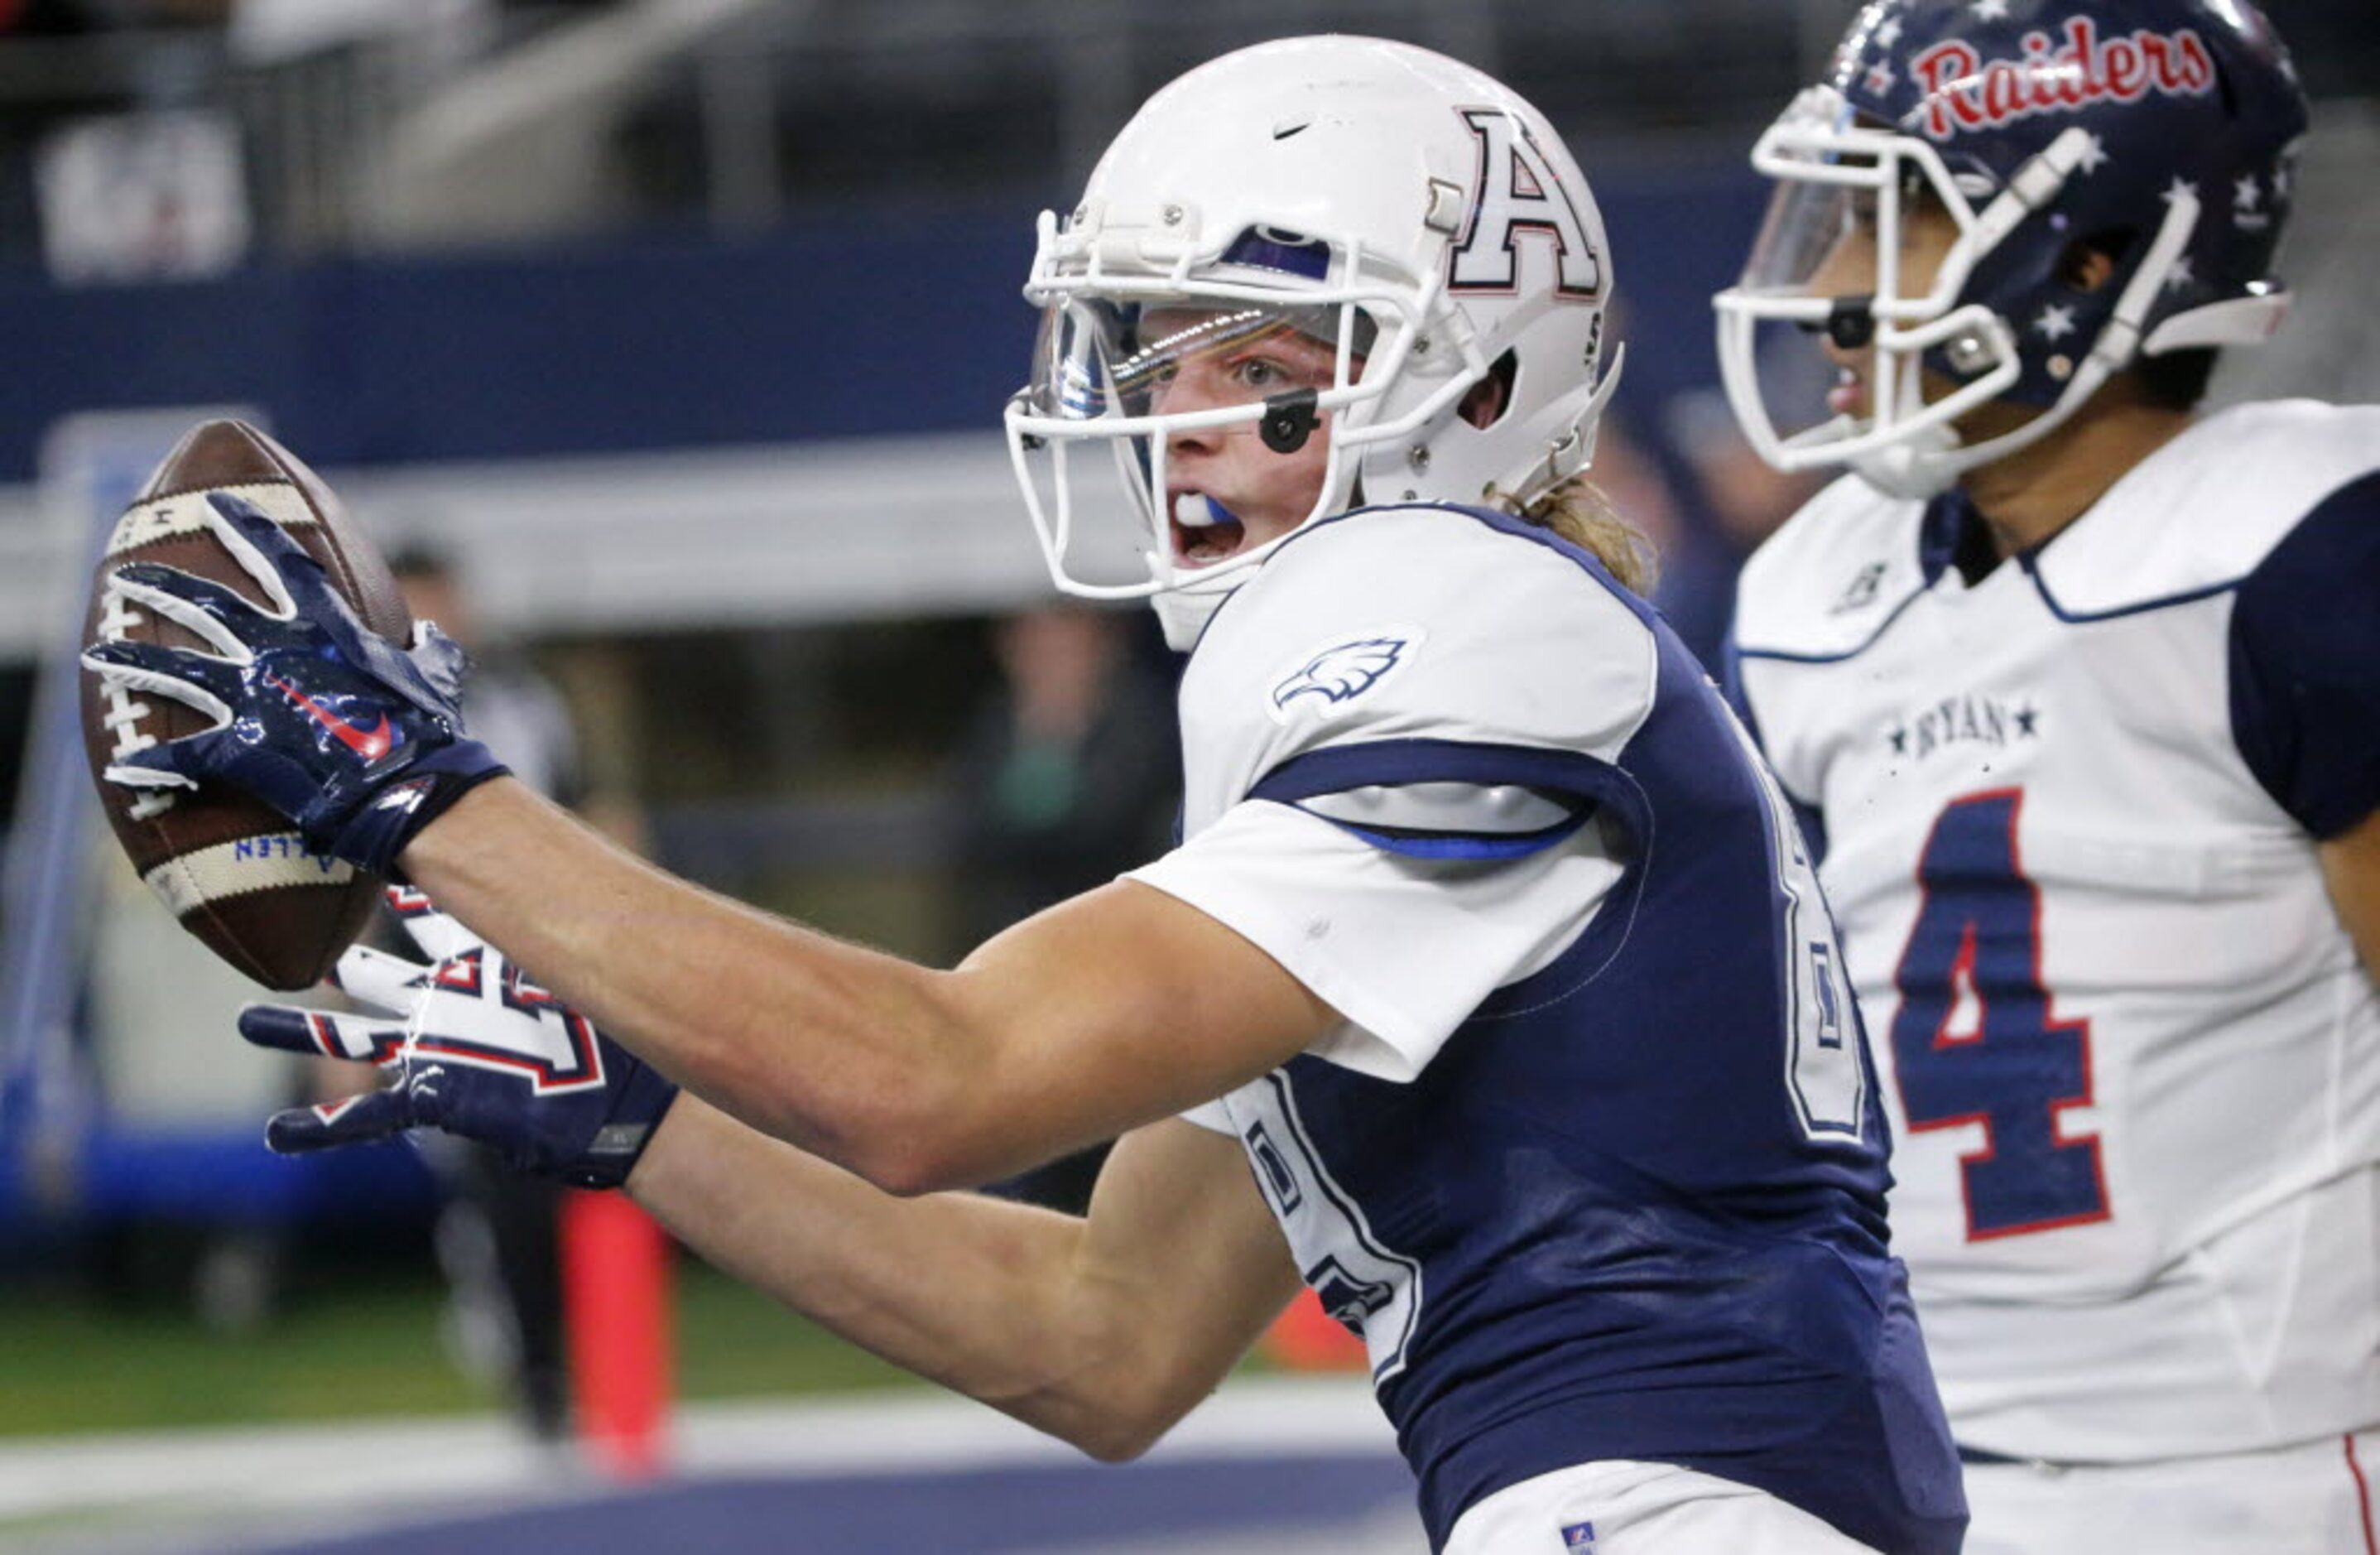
1172, 492, 1247, 567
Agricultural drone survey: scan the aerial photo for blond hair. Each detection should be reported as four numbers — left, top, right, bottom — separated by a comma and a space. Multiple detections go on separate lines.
1485, 475, 1660, 597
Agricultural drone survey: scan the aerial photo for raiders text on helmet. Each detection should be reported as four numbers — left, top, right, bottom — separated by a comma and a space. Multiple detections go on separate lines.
1712, 0, 2309, 498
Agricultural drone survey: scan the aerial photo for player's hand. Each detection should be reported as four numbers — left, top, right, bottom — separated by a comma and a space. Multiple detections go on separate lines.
79, 492, 507, 876
238, 888, 680, 1188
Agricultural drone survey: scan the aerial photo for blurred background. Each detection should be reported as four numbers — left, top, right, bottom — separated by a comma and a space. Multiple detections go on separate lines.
0, 2, 2371, 1552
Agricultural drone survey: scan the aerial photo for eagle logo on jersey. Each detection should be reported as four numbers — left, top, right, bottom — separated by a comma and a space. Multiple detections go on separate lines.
1267, 631, 1424, 725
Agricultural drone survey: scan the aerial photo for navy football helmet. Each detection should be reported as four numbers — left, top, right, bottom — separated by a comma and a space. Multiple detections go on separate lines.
1714, 0, 2310, 498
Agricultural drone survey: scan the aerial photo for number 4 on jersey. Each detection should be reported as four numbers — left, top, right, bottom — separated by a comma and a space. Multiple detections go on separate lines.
1890, 788, 2111, 1240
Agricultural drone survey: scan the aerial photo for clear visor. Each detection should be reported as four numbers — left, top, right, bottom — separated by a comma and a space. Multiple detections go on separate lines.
1008, 293, 1380, 596
1738, 150, 1960, 309
1022, 298, 1373, 425
1713, 97, 2017, 476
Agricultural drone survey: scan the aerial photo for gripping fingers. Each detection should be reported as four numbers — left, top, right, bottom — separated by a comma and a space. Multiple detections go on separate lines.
238, 1002, 406, 1065
99, 753, 199, 792
329, 943, 432, 1017
201, 493, 308, 619
81, 638, 243, 722
108, 563, 267, 661
406, 619, 471, 703
102, 727, 237, 792
263, 1090, 415, 1154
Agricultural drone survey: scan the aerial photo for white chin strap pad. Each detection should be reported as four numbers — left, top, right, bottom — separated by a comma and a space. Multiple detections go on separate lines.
1848, 420, 1964, 500
1152, 586, 1227, 651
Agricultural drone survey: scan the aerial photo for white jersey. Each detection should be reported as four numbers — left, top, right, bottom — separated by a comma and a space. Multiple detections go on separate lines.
1729, 400, 2380, 1461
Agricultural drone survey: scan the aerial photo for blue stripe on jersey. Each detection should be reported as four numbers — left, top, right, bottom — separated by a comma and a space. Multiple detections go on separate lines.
1251, 738, 1621, 805
1291, 816, 1589, 860
1250, 739, 1604, 859
1254, 738, 1653, 1003
1250, 504, 1966, 1555
2228, 469, 2380, 840
2025, 566, 2239, 622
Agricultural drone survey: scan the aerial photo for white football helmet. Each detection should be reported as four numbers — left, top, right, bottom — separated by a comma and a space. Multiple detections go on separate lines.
1005, 35, 1622, 647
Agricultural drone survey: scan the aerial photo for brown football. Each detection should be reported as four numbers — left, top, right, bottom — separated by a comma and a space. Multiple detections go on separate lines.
79, 420, 411, 991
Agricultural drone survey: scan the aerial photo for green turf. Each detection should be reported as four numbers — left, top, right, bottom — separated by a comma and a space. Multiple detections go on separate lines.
0, 1252, 922, 1439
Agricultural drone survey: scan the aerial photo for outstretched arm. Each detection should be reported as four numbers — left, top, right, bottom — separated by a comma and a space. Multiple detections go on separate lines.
244, 895, 1306, 1461
403, 779, 1336, 1196
628, 1102, 1303, 1461
87, 493, 1337, 1194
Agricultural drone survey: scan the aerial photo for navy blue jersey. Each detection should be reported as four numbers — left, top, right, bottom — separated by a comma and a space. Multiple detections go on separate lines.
1134, 503, 1965, 1553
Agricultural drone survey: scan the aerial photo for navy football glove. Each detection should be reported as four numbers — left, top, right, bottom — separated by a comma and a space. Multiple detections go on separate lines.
80, 492, 507, 876
239, 888, 679, 1188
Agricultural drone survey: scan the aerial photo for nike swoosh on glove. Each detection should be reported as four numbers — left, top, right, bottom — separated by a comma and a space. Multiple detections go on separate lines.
239, 888, 679, 1189
80, 493, 507, 877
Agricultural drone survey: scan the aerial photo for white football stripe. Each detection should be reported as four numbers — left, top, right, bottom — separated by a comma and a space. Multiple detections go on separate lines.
142, 833, 356, 919
104, 481, 318, 559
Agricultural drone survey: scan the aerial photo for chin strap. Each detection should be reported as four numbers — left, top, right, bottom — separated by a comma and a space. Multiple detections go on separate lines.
1503, 344, 1628, 506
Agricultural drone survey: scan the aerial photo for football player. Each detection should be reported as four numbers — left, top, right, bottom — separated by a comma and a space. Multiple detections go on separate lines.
1715, 2, 2380, 1551
89, 38, 1965, 1553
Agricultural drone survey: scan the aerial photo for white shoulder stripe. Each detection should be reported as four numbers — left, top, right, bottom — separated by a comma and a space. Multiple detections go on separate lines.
143, 833, 355, 918
2033, 401, 2380, 616
1296, 782, 1580, 834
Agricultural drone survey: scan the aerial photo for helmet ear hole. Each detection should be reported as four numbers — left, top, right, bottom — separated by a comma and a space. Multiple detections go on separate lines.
2058, 232, 2129, 294
1461, 350, 1519, 430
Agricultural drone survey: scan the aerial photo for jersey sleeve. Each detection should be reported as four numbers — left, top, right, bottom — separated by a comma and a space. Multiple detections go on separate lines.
1132, 791, 1627, 1084
2228, 470, 2380, 840
1154, 508, 1654, 1081
1723, 621, 1829, 866
1177, 506, 1660, 829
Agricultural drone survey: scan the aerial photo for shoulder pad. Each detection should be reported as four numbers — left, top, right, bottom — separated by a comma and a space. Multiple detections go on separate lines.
2031, 400, 2380, 618
1175, 505, 1656, 833
1731, 474, 1926, 661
